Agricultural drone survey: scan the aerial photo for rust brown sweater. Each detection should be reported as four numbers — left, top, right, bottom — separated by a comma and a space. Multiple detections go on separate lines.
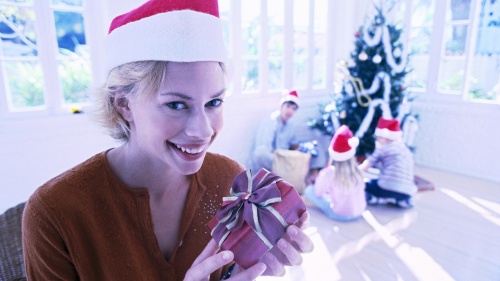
22, 151, 243, 280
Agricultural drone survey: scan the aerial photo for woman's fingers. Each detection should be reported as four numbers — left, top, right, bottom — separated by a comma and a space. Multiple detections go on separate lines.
295, 211, 311, 229
263, 252, 286, 276
260, 218, 315, 276
286, 224, 314, 254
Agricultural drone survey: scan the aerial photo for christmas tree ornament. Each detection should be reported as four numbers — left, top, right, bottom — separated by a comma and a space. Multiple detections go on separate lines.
372, 54, 382, 64
358, 52, 368, 61
337, 63, 371, 107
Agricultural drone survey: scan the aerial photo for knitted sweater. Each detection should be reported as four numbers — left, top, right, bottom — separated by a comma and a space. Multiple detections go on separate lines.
22, 151, 243, 281
367, 141, 417, 196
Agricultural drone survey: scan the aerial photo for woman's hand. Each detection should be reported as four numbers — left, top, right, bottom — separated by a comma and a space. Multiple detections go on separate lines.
259, 211, 314, 276
184, 239, 266, 281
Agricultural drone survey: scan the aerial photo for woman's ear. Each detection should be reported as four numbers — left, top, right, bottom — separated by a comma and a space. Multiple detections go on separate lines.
113, 94, 133, 122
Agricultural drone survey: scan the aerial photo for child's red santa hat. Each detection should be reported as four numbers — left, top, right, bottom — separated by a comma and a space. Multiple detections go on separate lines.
374, 117, 402, 141
329, 125, 359, 162
105, 0, 227, 74
279, 90, 300, 107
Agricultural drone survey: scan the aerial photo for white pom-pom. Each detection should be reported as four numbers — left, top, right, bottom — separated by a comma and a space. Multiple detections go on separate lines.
348, 137, 359, 148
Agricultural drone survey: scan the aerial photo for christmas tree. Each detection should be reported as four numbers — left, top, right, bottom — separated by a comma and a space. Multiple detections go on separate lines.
309, 2, 418, 157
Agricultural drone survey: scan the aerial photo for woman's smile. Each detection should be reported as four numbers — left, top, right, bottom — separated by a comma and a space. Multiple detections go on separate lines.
170, 142, 206, 155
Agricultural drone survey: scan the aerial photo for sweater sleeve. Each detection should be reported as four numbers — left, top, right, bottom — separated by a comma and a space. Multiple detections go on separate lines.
367, 146, 383, 166
22, 193, 78, 280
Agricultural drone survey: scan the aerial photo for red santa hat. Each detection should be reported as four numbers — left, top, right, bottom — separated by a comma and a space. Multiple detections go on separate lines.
329, 125, 359, 162
279, 90, 300, 107
374, 117, 402, 141
105, 0, 227, 74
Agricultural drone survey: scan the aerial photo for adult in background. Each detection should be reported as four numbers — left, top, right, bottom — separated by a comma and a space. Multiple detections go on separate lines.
250, 90, 301, 171
22, 1, 313, 280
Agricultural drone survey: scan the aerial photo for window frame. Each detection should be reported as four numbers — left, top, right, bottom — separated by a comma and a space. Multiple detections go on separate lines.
405, 0, 498, 104
0, 0, 92, 119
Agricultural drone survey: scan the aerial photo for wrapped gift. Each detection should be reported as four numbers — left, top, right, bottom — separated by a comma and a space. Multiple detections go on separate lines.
207, 168, 307, 269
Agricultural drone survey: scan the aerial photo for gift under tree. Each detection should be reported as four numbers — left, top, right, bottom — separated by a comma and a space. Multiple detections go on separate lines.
308, 1, 418, 157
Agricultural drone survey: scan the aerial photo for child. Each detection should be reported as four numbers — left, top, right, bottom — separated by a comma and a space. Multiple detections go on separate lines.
359, 117, 417, 208
304, 125, 366, 221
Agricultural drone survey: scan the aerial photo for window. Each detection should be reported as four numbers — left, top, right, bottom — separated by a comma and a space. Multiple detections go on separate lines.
219, 0, 329, 95
268, 0, 285, 90
406, 0, 499, 102
0, 0, 90, 115
406, 0, 435, 89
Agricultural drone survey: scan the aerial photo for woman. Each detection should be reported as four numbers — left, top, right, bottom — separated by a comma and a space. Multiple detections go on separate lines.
22, 0, 313, 280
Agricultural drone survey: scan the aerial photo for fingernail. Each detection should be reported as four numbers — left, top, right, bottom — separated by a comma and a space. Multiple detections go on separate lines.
279, 239, 288, 248
258, 263, 267, 272
222, 251, 232, 261
266, 253, 275, 262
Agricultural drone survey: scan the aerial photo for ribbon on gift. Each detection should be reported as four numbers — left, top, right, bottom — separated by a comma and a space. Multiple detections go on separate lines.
211, 169, 289, 249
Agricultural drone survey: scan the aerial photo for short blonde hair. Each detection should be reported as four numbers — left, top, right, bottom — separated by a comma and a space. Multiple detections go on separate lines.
93, 61, 169, 142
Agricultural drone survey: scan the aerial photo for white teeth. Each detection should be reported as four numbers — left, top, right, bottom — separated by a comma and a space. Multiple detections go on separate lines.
174, 144, 205, 154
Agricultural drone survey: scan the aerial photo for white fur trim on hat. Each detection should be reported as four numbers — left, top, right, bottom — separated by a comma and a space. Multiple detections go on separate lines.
279, 90, 300, 107
329, 147, 357, 162
105, 10, 227, 73
329, 136, 359, 162
282, 95, 299, 106
375, 128, 403, 141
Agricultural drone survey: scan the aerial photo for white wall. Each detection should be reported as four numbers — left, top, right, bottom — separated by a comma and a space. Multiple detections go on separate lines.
0, 114, 118, 213
411, 96, 500, 183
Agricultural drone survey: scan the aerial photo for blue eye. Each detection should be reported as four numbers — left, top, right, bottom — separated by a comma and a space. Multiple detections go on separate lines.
166, 102, 187, 110
207, 99, 223, 107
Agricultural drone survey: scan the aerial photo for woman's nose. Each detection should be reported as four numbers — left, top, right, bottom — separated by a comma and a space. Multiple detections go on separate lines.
185, 110, 214, 139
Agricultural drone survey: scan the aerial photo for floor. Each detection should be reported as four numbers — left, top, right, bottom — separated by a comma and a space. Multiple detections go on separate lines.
258, 165, 500, 281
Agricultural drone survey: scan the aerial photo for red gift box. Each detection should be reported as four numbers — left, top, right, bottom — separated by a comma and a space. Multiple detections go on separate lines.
207, 168, 307, 269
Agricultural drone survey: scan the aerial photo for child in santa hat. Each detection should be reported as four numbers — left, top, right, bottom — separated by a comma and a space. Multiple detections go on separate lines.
22, 1, 313, 280
359, 117, 417, 208
304, 125, 366, 221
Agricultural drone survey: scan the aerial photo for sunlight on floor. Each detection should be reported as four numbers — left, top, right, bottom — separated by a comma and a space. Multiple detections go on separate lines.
329, 209, 415, 262
472, 197, 500, 216
440, 188, 500, 226
257, 226, 340, 281
363, 211, 455, 281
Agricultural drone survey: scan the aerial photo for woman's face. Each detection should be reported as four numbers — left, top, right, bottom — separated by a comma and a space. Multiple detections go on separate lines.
127, 61, 225, 175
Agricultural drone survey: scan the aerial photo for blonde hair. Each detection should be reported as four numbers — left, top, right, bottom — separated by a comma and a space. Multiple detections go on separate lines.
331, 158, 364, 192
92, 61, 169, 142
